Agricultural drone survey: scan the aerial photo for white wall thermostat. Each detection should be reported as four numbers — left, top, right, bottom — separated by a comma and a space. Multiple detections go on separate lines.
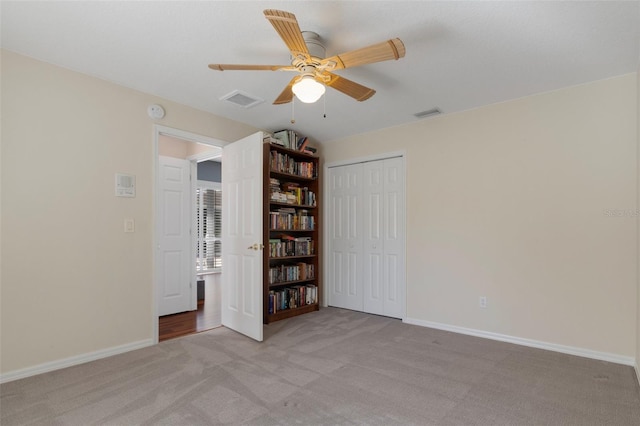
147, 104, 165, 119
115, 173, 136, 197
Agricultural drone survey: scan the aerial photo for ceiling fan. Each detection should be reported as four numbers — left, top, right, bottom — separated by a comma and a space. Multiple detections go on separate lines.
208, 9, 406, 104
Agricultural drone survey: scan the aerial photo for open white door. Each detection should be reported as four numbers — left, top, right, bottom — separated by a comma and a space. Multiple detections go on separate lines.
157, 156, 193, 316
221, 132, 263, 341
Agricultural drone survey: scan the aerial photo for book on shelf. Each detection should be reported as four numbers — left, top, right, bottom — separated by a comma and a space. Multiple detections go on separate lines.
268, 236, 314, 257
263, 135, 282, 146
297, 136, 308, 151
269, 208, 315, 230
269, 151, 317, 178
273, 130, 289, 147
268, 284, 318, 314
272, 129, 303, 150
270, 179, 317, 206
268, 262, 315, 284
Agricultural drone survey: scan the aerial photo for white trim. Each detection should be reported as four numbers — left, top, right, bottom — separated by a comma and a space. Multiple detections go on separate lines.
197, 270, 222, 277
324, 150, 406, 169
197, 180, 221, 190
403, 317, 636, 367
190, 161, 198, 311
155, 125, 227, 147
187, 150, 222, 162
0, 339, 154, 384
635, 363, 640, 387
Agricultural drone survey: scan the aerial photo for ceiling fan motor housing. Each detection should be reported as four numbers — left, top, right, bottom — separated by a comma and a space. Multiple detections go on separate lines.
302, 31, 325, 59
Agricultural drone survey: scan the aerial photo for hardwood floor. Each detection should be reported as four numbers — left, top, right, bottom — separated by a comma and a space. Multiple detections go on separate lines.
159, 274, 222, 342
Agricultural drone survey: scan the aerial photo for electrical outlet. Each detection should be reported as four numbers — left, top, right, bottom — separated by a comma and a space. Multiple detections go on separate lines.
479, 296, 487, 308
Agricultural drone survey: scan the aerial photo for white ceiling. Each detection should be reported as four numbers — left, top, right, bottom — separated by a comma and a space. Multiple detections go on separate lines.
2, 1, 639, 144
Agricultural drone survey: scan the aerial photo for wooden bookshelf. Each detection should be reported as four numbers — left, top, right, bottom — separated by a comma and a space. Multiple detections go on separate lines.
263, 140, 321, 324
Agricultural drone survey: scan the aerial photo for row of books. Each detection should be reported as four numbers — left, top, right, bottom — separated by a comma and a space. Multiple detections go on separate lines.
268, 262, 315, 284
269, 179, 316, 206
269, 130, 317, 154
268, 236, 314, 257
270, 151, 317, 179
268, 285, 318, 314
269, 208, 315, 230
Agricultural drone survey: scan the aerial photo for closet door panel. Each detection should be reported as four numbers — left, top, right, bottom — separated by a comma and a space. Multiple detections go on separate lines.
363, 161, 384, 315
328, 164, 363, 311
383, 157, 406, 319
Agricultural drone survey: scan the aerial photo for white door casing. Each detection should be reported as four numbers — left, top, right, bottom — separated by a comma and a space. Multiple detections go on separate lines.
329, 163, 364, 311
221, 132, 263, 342
157, 156, 193, 316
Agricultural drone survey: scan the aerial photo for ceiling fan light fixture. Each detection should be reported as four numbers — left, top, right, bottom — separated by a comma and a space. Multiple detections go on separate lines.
292, 75, 325, 103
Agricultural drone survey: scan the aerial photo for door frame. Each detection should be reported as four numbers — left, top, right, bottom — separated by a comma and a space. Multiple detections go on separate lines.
323, 150, 407, 318
152, 125, 227, 343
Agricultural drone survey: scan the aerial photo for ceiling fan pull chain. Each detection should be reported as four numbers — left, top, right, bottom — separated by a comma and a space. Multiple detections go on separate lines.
323, 90, 327, 118
291, 97, 296, 124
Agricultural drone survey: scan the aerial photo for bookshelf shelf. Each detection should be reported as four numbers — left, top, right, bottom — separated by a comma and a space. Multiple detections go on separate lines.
265, 303, 319, 322
263, 136, 321, 324
270, 201, 317, 209
269, 170, 317, 182
269, 278, 316, 288
269, 228, 314, 232
269, 255, 316, 260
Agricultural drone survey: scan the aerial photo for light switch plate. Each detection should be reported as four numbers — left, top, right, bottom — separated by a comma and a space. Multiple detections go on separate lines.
124, 218, 135, 233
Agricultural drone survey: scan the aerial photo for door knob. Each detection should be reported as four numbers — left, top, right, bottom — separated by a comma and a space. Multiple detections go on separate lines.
247, 243, 264, 250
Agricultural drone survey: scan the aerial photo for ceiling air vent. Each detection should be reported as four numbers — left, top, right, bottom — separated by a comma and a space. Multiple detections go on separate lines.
220, 90, 264, 109
414, 108, 442, 119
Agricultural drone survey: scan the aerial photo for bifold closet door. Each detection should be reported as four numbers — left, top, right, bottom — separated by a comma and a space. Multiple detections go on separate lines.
328, 157, 405, 319
363, 157, 405, 319
328, 163, 364, 311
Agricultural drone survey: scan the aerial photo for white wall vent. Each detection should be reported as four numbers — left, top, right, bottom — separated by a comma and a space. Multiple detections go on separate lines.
220, 90, 264, 108
414, 108, 442, 119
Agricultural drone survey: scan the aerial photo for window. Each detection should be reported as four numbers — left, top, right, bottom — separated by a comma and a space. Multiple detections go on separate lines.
196, 181, 222, 272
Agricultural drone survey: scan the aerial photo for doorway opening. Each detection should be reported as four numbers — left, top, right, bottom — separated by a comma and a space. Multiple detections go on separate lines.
153, 126, 226, 343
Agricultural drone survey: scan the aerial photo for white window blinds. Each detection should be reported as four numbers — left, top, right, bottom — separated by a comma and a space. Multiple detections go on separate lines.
196, 183, 222, 272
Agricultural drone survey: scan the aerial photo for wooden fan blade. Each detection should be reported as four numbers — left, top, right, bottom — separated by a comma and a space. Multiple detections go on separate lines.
321, 72, 376, 102
321, 38, 405, 70
263, 9, 309, 58
208, 64, 291, 71
273, 76, 297, 105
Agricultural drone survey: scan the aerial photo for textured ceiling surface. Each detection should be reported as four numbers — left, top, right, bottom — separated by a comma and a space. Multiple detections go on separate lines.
2, 1, 639, 143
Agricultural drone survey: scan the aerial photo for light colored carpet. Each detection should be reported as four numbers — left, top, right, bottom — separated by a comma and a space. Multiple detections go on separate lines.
2, 307, 639, 425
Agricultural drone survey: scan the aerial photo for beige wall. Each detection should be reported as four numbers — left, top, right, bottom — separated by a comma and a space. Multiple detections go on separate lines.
324, 74, 638, 358
0, 50, 258, 374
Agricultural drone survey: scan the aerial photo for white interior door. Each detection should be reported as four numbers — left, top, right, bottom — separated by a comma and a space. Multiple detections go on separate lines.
221, 132, 263, 342
157, 156, 193, 316
328, 163, 364, 311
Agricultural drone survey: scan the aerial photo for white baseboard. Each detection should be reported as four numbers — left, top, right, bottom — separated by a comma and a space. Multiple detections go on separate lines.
0, 339, 154, 384
403, 317, 635, 367
635, 363, 640, 387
